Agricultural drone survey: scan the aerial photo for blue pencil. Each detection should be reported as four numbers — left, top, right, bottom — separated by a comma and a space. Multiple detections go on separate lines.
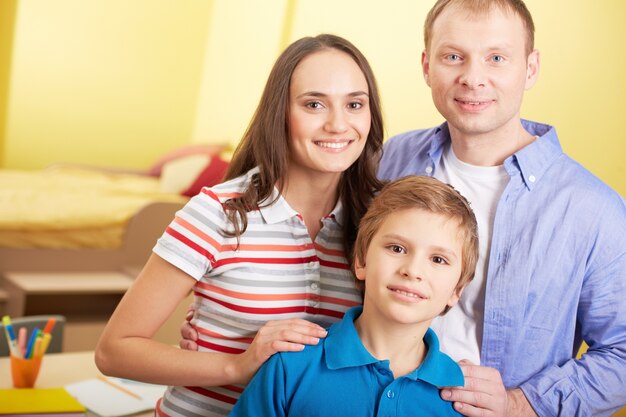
24, 327, 41, 359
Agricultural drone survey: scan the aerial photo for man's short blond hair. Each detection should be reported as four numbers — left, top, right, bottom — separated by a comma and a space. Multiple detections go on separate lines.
424, 0, 535, 56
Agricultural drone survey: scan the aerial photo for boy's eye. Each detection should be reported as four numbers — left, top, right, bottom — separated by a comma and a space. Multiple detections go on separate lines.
432, 256, 448, 265
388, 245, 406, 254
446, 54, 461, 61
491, 55, 504, 63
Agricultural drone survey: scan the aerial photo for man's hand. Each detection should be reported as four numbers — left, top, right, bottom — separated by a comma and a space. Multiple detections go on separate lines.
440, 360, 537, 417
179, 309, 199, 351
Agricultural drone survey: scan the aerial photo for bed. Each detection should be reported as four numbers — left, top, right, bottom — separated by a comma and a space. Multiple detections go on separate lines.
0, 144, 229, 273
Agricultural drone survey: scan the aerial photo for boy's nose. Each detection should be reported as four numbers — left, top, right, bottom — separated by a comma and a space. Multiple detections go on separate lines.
400, 257, 424, 281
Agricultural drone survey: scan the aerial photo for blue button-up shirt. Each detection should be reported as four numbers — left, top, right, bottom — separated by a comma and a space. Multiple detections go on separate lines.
378, 120, 626, 416
229, 306, 464, 417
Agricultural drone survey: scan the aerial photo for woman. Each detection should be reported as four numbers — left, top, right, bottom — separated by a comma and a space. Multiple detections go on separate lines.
95, 34, 384, 416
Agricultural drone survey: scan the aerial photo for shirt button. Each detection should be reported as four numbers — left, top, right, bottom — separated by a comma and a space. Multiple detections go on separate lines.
529, 175, 536, 183
425, 166, 433, 174
311, 282, 318, 290
386, 390, 395, 399
308, 261, 315, 268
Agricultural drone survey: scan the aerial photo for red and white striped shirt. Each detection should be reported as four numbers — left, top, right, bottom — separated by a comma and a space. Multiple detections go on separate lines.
153, 168, 362, 416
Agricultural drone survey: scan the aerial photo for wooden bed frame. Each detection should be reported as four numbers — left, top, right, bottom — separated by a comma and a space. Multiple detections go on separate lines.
0, 201, 184, 273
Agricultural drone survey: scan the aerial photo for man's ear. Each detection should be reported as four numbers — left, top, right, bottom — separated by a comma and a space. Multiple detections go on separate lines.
422, 50, 431, 87
525, 49, 540, 90
354, 258, 366, 281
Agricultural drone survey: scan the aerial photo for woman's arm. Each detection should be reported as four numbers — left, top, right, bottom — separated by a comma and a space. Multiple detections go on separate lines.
95, 254, 327, 387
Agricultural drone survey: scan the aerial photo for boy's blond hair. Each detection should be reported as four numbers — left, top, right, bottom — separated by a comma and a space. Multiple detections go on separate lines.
354, 176, 478, 314
424, 0, 535, 56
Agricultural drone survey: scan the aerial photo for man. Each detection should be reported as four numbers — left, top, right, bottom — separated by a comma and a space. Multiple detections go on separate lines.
181, 0, 626, 415
379, 0, 625, 415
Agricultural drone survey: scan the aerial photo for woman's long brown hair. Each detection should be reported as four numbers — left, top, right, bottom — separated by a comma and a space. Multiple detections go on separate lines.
222, 34, 384, 263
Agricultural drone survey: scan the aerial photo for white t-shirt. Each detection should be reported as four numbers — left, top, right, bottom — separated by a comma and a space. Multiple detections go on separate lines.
430, 145, 509, 364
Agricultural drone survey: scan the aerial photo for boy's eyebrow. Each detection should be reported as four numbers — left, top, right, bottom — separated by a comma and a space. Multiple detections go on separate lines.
430, 245, 459, 260
295, 90, 369, 99
382, 233, 459, 260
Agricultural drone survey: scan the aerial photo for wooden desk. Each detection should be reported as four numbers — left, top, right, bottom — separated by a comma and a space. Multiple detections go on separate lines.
2, 271, 134, 317
0, 351, 154, 417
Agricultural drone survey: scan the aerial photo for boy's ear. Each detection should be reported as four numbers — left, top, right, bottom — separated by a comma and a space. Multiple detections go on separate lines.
354, 258, 366, 281
446, 285, 465, 309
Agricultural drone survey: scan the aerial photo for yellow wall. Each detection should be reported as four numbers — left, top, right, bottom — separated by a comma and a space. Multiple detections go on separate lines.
2, 1, 624, 197
0, 0, 18, 166
2, 0, 212, 170
190, 0, 625, 197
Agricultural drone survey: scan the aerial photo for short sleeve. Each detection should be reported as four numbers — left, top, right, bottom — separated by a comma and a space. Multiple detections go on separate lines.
153, 187, 227, 280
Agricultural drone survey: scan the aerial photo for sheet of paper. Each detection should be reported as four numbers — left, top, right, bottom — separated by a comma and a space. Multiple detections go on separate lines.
64, 378, 166, 417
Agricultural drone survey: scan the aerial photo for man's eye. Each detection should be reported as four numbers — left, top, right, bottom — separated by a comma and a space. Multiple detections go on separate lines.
446, 54, 461, 61
491, 55, 504, 63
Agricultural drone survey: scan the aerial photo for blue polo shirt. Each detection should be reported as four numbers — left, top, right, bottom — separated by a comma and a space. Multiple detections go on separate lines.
229, 306, 464, 416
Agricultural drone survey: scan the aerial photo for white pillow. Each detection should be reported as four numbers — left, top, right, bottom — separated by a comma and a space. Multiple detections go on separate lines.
159, 154, 211, 194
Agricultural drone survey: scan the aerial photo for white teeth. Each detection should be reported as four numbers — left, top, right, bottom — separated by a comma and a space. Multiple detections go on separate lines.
316, 141, 349, 149
394, 289, 419, 298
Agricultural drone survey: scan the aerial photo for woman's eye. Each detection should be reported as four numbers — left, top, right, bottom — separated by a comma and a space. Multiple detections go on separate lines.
348, 102, 363, 109
306, 101, 323, 109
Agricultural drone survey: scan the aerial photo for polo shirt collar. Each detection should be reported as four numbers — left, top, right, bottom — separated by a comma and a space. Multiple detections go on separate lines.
405, 328, 464, 387
254, 168, 344, 226
325, 307, 380, 369
324, 306, 464, 387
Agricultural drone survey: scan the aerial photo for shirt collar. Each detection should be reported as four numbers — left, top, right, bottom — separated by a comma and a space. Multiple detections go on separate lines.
427, 122, 451, 169
325, 307, 379, 369
254, 168, 344, 226
431, 120, 563, 191
324, 306, 464, 387
505, 120, 563, 191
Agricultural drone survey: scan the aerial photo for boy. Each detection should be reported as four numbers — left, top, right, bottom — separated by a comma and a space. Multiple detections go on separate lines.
229, 175, 479, 416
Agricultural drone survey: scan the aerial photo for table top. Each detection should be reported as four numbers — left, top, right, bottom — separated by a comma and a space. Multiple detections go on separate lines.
1, 351, 153, 417
4, 271, 134, 294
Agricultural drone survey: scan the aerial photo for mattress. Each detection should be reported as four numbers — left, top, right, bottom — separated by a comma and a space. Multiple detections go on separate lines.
0, 166, 187, 249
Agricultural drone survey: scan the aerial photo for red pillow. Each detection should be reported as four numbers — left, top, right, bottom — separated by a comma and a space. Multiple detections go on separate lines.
181, 155, 230, 197
147, 144, 229, 177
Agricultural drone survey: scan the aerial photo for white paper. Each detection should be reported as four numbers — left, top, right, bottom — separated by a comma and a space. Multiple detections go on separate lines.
64, 378, 166, 417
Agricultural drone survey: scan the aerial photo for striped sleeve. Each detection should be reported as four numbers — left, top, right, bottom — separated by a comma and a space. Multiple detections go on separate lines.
153, 186, 235, 281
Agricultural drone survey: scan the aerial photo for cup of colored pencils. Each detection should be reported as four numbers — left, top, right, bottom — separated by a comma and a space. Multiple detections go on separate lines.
3, 315, 56, 388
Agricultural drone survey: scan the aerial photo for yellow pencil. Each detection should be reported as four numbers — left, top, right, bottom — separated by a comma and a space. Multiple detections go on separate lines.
40, 333, 52, 355
97, 375, 142, 399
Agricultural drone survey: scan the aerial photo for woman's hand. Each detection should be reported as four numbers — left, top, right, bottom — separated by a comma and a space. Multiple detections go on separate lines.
234, 318, 328, 384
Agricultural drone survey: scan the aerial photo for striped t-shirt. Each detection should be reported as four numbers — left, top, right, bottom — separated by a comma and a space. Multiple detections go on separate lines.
153, 168, 363, 417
